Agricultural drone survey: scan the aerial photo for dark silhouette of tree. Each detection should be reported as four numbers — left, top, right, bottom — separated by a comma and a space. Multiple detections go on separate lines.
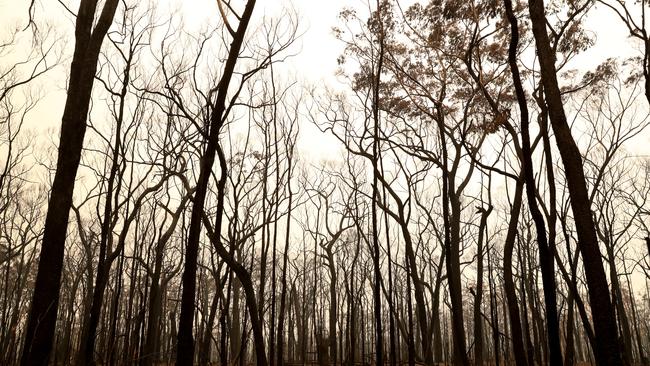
175, 1, 257, 364
21, 1, 119, 364
504, 0, 563, 363
527, 0, 624, 364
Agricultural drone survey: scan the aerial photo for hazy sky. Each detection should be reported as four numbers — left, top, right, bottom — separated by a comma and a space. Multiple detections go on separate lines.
0, 0, 645, 158
0, 0, 639, 94
0, 0, 353, 158
0, 0, 640, 88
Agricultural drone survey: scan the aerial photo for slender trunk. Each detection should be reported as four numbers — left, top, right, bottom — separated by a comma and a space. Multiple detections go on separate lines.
218, 277, 231, 366
230, 276, 242, 363
436, 102, 467, 366
486, 238, 500, 366
527, 0, 623, 363
642, 40, 650, 106
518, 240, 535, 363
605, 245, 633, 363
447, 194, 469, 366
143, 195, 188, 366
371, 4, 385, 363
199, 283, 221, 366
382, 194, 397, 366
432, 277, 444, 363
406, 259, 416, 366
79, 44, 133, 366
276, 150, 294, 366
503, 2, 563, 363
269, 65, 280, 366
106, 248, 125, 364
204, 144, 268, 366
474, 205, 492, 365
624, 260, 649, 365
565, 287, 577, 366
326, 252, 338, 365
559, 216, 597, 352
502, 177, 528, 366
143, 263, 163, 366
175, 2, 256, 364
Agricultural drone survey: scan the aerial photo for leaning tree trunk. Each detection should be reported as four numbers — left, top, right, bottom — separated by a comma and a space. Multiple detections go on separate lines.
20, 1, 119, 365
527, 0, 623, 364
503, 0, 563, 363
203, 144, 268, 366
175, 1, 257, 365
503, 176, 528, 366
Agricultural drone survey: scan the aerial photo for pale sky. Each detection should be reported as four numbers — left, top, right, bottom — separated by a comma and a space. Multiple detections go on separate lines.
0, 0, 640, 88
0, 0, 646, 157
0, 0, 355, 160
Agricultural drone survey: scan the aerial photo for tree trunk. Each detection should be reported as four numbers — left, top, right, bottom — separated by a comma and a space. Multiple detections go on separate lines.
435, 102, 468, 366
276, 151, 294, 366
504, 1, 563, 363
527, 0, 623, 364
474, 205, 492, 365
20, 2, 119, 365
175, 1, 257, 364
605, 246, 633, 363
502, 177, 528, 366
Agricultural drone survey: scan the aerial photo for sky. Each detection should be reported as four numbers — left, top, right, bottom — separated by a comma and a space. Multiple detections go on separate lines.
0, 0, 642, 89
0, 0, 355, 160
0, 0, 647, 158
173, 0, 348, 81
0, 1, 641, 106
